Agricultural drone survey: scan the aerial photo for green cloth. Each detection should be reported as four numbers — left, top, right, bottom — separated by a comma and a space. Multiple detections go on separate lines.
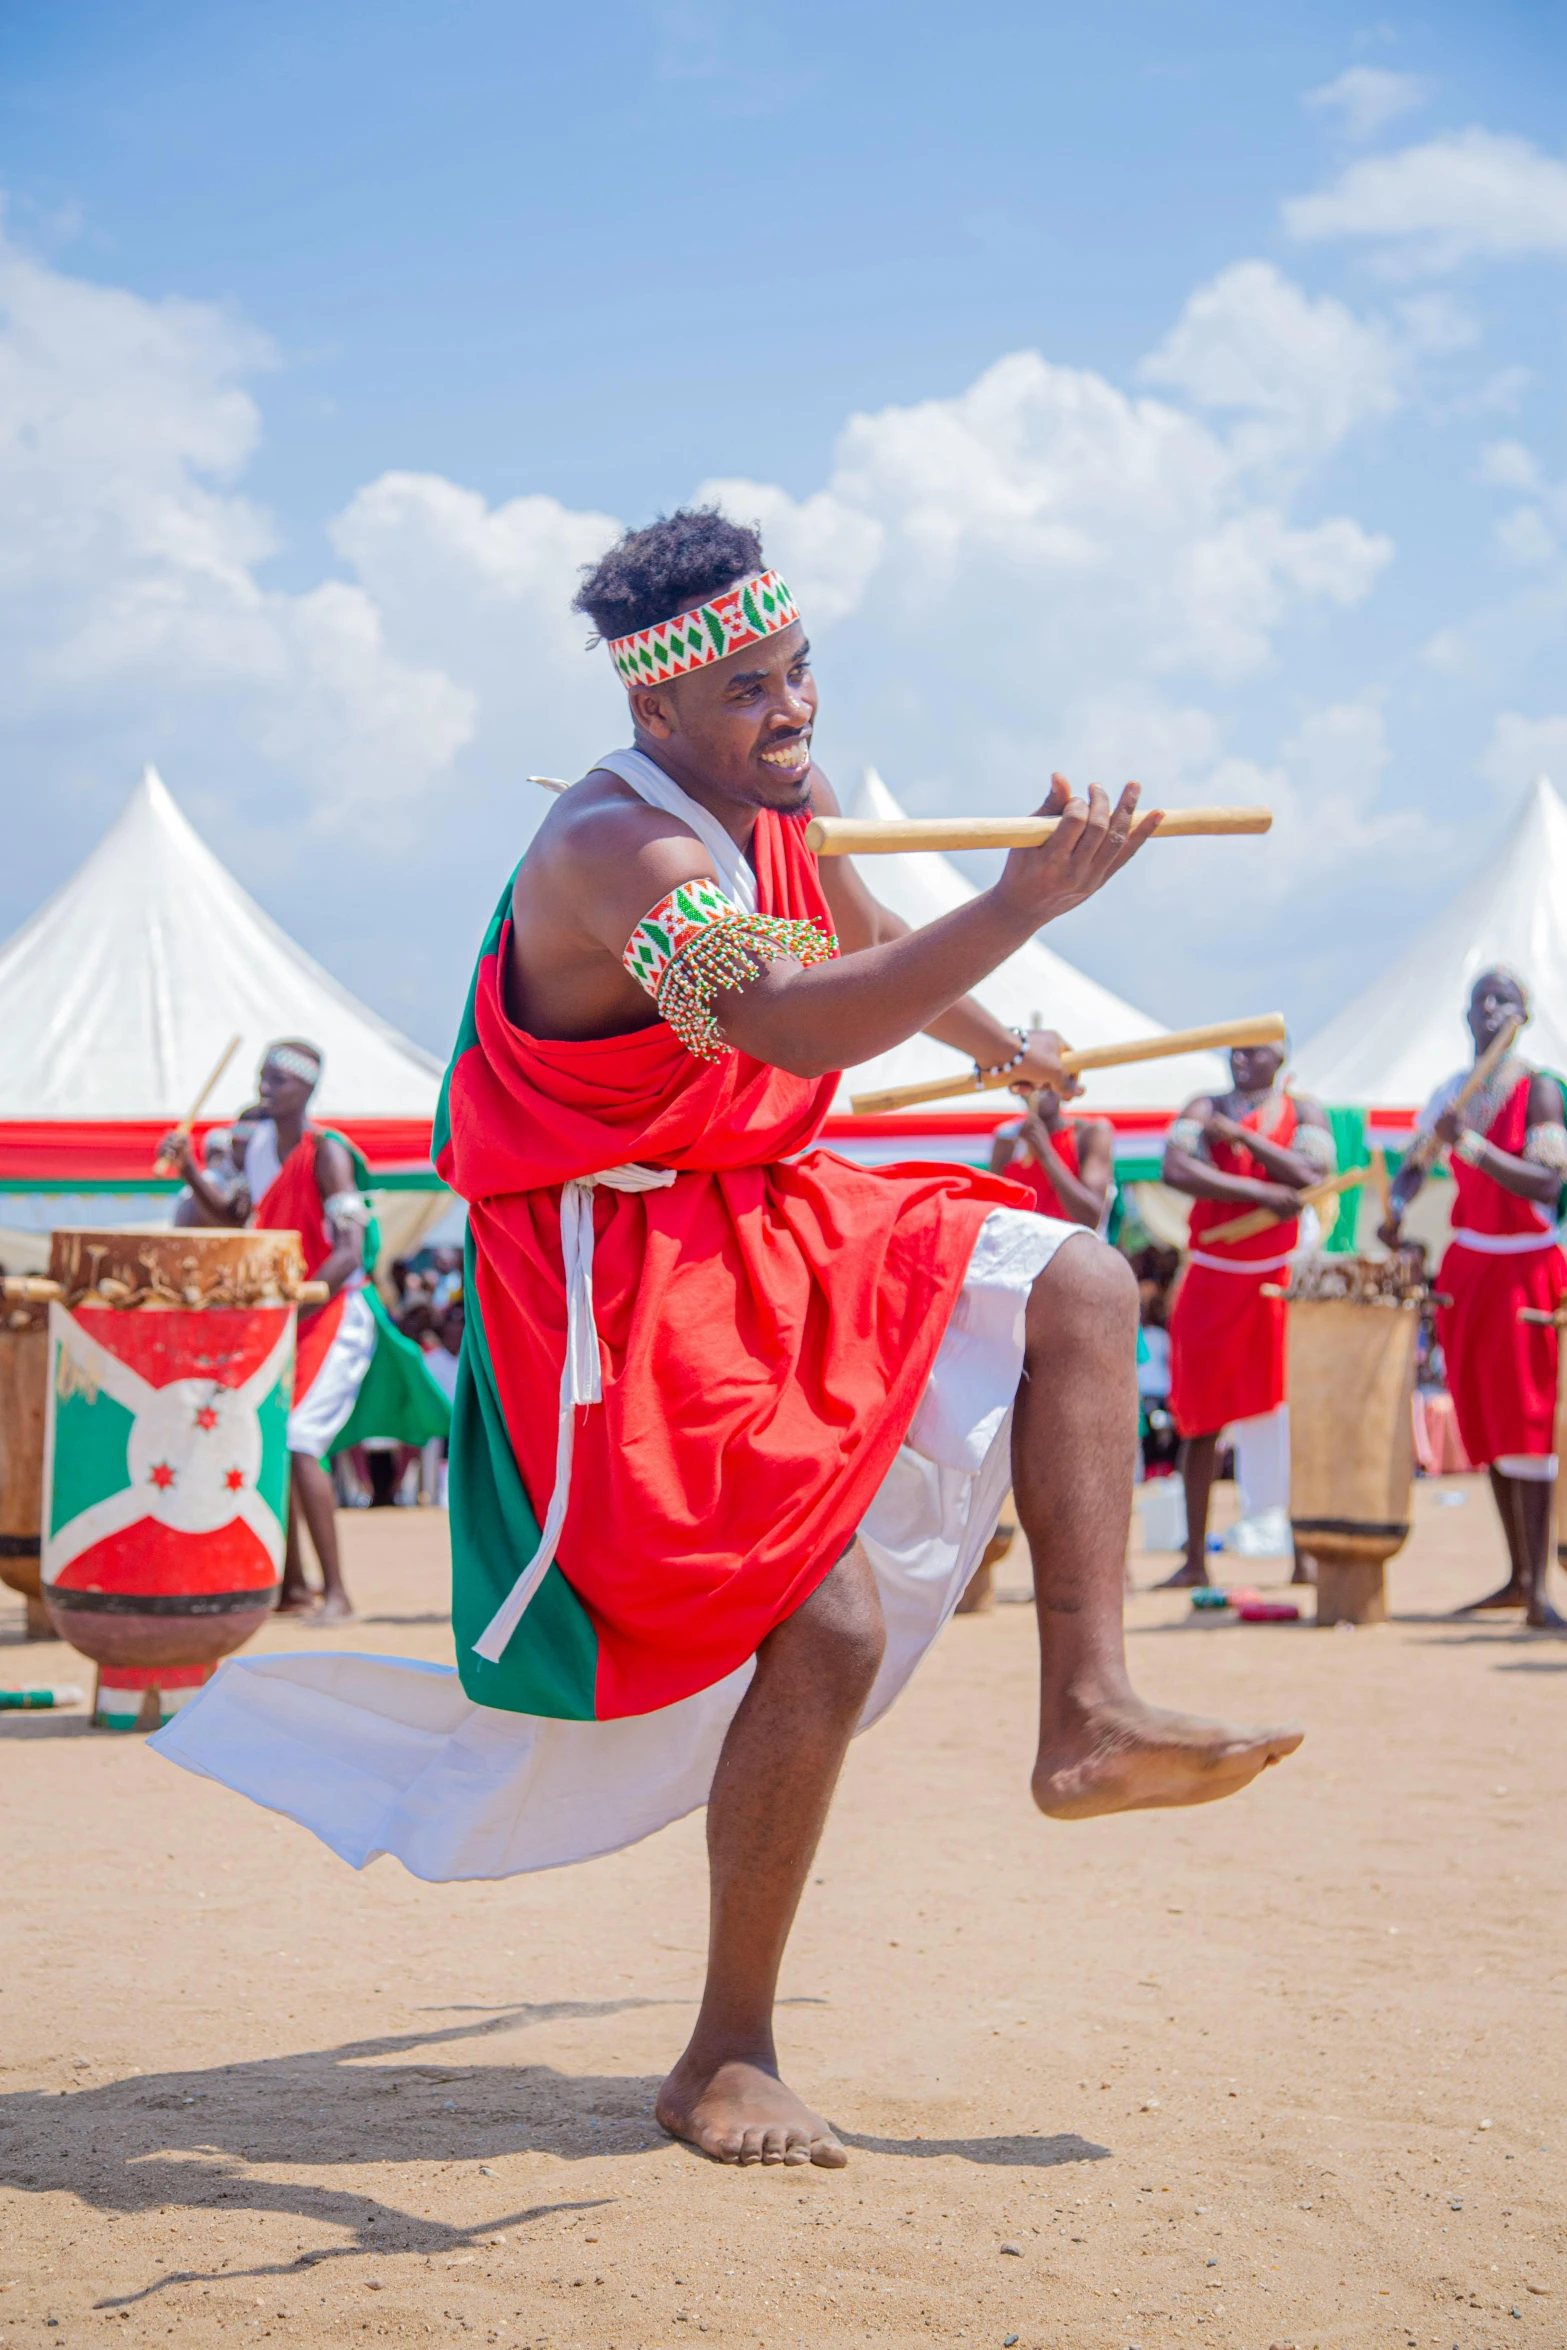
329, 1286, 452, 1453
1323, 1105, 1369, 1255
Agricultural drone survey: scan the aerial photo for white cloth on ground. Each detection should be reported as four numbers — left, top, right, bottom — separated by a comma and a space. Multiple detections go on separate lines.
153, 1205, 1084, 1882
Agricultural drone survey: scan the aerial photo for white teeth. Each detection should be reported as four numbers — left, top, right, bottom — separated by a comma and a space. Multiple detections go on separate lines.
761, 740, 810, 767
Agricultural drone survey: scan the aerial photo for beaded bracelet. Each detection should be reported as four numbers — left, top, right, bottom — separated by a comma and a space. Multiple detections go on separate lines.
975, 1030, 1030, 1085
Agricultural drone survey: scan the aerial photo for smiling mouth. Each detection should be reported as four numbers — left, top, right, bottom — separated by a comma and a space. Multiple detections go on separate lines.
759, 734, 811, 772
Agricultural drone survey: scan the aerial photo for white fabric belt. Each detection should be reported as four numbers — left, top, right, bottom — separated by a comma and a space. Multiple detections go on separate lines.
1450, 1224, 1563, 1255
1187, 1247, 1296, 1275
473, 1163, 677, 1664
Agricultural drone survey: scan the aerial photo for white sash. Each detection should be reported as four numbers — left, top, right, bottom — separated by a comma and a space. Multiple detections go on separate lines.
1450, 1224, 1563, 1255
594, 746, 758, 912
471, 1162, 677, 1664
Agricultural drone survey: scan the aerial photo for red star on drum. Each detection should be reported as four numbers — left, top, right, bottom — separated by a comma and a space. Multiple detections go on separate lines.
195, 1404, 219, 1431
223, 1467, 245, 1493
148, 1461, 176, 1491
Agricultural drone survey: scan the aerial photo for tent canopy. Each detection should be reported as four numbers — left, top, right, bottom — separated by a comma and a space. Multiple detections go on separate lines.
830, 768, 1229, 1119
1296, 776, 1567, 1110
0, 767, 441, 1124
0, 768, 441, 1183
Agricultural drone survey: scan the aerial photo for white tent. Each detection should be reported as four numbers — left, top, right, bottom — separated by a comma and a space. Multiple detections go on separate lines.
0, 768, 442, 1121
1296, 776, 1567, 1110
832, 769, 1229, 1117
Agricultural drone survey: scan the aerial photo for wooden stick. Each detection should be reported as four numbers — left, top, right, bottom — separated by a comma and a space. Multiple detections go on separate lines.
806, 805, 1271, 856
1399, 1014, 1525, 1180
2, 1275, 62, 1302
1203, 1163, 1366, 1247
849, 1012, 1286, 1117
152, 1033, 241, 1175
1369, 1145, 1392, 1221
1519, 1306, 1567, 1327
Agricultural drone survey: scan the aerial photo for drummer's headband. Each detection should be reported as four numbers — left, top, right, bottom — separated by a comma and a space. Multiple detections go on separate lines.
607, 571, 799, 690
266, 1043, 322, 1085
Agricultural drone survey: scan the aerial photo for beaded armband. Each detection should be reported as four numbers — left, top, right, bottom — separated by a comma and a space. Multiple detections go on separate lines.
623, 877, 837, 1061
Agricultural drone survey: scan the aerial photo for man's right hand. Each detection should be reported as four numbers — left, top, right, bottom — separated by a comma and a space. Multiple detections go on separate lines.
1378, 1215, 1403, 1251
157, 1130, 195, 1176
1263, 1183, 1308, 1219
992, 775, 1161, 929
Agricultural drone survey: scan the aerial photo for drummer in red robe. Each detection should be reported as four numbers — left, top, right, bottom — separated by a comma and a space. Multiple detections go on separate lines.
1381, 968, 1567, 1627
989, 1085, 1115, 1231
165, 1040, 368, 1621
1161, 1043, 1335, 1586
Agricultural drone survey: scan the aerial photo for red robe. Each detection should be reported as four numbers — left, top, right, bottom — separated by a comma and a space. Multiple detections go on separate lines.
1011, 1121, 1083, 1219
1435, 1074, 1565, 1466
435, 807, 1030, 1722
252, 1128, 348, 1403
1168, 1094, 1300, 1438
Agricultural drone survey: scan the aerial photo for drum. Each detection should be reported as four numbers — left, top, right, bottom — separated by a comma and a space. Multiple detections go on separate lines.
40, 1229, 308, 1730
1284, 1256, 1422, 1627
0, 1285, 52, 1638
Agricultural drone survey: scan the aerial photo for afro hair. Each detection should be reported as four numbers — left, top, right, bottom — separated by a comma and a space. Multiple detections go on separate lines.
572, 507, 764, 643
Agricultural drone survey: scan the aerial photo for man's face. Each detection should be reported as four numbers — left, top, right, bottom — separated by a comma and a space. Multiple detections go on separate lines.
258, 1057, 317, 1124
1230, 1044, 1283, 1094
1468, 971, 1525, 1051
628, 611, 818, 815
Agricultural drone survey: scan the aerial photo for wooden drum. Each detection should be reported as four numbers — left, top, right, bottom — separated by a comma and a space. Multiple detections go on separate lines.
1284, 1257, 1421, 1627
40, 1230, 309, 1730
0, 1284, 52, 1638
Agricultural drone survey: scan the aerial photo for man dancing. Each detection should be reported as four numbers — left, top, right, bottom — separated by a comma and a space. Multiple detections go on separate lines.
1161, 1043, 1334, 1586
988, 1083, 1115, 1231
159, 511, 1300, 2170
1381, 969, 1566, 1627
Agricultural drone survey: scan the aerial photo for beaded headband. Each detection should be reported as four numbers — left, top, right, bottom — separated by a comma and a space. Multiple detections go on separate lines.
607, 571, 799, 690
265, 1043, 322, 1084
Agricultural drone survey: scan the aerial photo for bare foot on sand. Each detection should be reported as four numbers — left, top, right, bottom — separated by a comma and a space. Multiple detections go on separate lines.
1155, 1562, 1210, 1590
313, 1593, 355, 1625
1526, 1597, 1566, 1630
657, 2053, 847, 2168
274, 1591, 319, 1618
1454, 1580, 1527, 1615
1033, 1693, 1303, 1820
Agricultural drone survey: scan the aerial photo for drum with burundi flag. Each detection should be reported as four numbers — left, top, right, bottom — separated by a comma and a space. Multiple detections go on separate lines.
41, 1230, 303, 1730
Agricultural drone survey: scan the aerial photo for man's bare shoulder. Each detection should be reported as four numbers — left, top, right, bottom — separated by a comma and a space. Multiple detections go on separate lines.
1173, 1094, 1216, 1123
1290, 1091, 1331, 1129
512, 769, 722, 964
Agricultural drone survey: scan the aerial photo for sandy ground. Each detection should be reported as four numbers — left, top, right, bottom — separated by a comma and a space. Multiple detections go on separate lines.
3, 1480, 1565, 2350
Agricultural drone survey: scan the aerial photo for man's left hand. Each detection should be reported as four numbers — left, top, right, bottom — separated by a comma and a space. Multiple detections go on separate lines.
1011, 1028, 1083, 1101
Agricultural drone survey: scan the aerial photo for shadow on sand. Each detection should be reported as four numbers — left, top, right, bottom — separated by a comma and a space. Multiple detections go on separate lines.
837, 2130, 1109, 2169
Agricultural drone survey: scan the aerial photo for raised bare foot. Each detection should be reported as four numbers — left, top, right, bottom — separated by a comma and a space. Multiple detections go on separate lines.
1454, 1580, 1527, 1615
313, 1592, 356, 1624
1033, 1692, 1303, 1820
1155, 1561, 1210, 1590
656, 2052, 847, 2168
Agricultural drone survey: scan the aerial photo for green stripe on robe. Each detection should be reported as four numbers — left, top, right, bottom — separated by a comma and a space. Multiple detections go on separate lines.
449, 1226, 600, 1719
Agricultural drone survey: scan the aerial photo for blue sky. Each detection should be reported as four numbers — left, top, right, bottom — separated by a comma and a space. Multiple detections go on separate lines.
1, 0, 1564, 1059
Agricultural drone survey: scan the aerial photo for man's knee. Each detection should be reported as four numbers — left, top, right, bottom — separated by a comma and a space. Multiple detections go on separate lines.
1028, 1233, 1138, 1352
778, 1550, 886, 1707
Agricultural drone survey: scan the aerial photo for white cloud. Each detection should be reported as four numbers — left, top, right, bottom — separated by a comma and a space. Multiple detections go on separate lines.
1479, 712, 1567, 796
1285, 129, 1567, 272
1141, 261, 1403, 455
1306, 67, 1428, 143
0, 227, 471, 829
1476, 439, 1540, 491
1493, 507, 1558, 568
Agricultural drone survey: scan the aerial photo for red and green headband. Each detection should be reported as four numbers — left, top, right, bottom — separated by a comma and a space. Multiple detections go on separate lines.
607, 570, 799, 689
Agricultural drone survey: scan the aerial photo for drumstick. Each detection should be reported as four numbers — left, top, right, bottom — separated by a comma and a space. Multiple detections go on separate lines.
1203, 1164, 1367, 1247
849, 1013, 1287, 1117
806, 806, 1271, 855
1519, 1306, 1567, 1327
152, 1033, 241, 1176
1400, 1013, 1525, 1180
